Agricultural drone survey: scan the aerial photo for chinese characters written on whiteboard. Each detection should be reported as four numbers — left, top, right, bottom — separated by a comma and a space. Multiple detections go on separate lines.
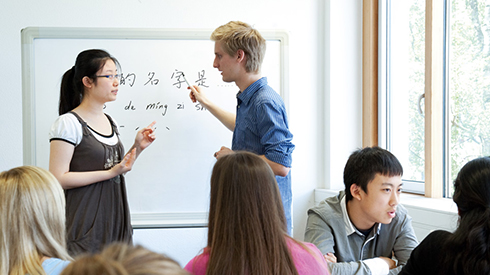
119, 69, 209, 88
116, 69, 208, 119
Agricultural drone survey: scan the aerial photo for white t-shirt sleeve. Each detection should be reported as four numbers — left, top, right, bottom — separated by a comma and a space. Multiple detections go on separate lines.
49, 113, 83, 146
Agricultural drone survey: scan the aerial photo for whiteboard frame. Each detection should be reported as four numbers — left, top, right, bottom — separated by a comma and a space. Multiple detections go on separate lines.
21, 27, 289, 228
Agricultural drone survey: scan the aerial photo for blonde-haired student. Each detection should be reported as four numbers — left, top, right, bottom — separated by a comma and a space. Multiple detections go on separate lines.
188, 21, 295, 234
61, 243, 188, 275
0, 166, 72, 275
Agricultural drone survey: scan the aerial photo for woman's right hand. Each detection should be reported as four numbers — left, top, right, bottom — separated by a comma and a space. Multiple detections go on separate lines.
111, 148, 137, 175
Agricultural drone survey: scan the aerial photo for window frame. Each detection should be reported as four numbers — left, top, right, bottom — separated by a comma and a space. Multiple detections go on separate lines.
364, 0, 445, 198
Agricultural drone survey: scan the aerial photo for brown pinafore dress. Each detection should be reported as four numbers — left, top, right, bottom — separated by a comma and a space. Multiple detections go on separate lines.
65, 112, 132, 256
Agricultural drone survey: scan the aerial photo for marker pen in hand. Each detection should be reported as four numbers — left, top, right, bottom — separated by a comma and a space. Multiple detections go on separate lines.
182, 73, 192, 88
182, 73, 197, 102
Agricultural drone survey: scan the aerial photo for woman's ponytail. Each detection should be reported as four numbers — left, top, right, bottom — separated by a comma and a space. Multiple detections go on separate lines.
59, 66, 80, 115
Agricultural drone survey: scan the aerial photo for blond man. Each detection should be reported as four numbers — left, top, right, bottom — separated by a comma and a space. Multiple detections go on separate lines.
189, 21, 295, 233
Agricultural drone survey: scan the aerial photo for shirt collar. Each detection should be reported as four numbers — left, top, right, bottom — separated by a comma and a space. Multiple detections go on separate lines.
236, 77, 268, 105
340, 195, 382, 237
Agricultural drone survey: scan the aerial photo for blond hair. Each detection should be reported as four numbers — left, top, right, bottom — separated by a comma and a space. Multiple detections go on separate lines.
60, 254, 127, 275
211, 21, 266, 73
0, 166, 72, 275
61, 243, 188, 275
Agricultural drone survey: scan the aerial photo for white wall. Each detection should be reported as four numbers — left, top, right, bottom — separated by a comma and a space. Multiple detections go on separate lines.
0, 0, 363, 265
319, 0, 363, 193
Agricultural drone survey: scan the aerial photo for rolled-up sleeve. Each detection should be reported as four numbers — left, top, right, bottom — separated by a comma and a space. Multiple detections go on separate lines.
256, 100, 294, 167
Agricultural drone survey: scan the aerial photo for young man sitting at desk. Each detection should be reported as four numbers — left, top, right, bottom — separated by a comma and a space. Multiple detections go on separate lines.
304, 146, 418, 275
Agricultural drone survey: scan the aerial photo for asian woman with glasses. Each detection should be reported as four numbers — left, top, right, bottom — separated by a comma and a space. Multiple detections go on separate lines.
48, 49, 156, 256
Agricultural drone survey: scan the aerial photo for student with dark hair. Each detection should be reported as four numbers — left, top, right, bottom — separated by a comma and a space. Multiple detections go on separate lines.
0, 166, 72, 275
400, 156, 490, 275
305, 146, 418, 275
184, 151, 328, 275
48, 49, 156, 256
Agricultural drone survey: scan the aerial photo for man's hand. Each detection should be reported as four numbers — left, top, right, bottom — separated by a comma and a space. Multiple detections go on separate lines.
378, 256, 397, 269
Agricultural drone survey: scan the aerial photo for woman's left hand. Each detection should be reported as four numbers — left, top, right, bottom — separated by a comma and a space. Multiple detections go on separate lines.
135, 121, 156, 151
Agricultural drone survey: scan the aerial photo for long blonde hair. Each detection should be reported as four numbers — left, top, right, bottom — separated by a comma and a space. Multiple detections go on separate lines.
0, 166, 72, 275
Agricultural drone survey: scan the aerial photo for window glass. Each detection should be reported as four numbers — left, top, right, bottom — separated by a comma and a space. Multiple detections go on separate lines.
385, 0, 426, 193
447, 0, 490, 196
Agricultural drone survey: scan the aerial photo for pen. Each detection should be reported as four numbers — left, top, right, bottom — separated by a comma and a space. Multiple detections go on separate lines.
182, 72, 191, 88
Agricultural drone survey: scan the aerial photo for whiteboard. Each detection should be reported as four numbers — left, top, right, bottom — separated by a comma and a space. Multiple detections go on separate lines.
21, 27, 289, 227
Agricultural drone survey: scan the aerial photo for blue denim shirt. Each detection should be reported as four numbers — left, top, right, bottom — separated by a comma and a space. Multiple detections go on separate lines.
232, 77, 295, 232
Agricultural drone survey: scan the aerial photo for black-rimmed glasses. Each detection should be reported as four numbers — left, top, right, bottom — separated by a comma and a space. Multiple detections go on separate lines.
97, 74, 121, 80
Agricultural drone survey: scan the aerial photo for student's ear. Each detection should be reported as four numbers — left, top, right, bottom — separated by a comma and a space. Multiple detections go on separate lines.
236, 49, 246, 63
350, 184, 363, 201
82, 76, 93, 89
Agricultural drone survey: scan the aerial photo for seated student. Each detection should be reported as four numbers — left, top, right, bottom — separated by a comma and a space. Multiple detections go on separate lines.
184, 151, 329, 275
400, 156, 490, 275
0, 166, 72, 275
304, 146, 418, 275
61, 242, 188, 275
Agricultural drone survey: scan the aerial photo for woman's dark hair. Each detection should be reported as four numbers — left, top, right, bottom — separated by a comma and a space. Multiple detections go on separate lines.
204, 151, 298, 275
441, 157, 490, 274
59, 49, 119, 115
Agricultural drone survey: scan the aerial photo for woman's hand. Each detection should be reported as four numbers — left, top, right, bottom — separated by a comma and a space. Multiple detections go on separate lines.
134, 121, 156, 152
111, 148, 137, 175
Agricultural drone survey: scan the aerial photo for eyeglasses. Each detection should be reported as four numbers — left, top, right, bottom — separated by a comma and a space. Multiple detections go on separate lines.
97, 74, 121, 80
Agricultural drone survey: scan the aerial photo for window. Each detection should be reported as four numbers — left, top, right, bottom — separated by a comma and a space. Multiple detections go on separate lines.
446, 0, 490, 196
378, 0, 490, 197
380, 0, 426, 194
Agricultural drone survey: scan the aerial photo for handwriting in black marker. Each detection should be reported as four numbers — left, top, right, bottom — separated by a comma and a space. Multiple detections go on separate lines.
166, 127, 170, 130
146, 101, 168, 116
124, 101, 136, 110
177, 103, 184, 110
195, 103, 206, 111
170, 69, 186, 89
135, 127, 140, 131
144, 72, 159, 86
195, 70, 209, 87
120, 73, 136, 87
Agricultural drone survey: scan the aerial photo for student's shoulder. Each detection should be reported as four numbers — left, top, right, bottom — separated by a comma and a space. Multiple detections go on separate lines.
250, 80, 283, 103
184, 249, 210, 275
422, 229, 452, 244
308, 191, 344, 221
42, 258, 71, 275
49, 112, 83, 143
52, 112, 78, 124
254, 87, 283, 104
